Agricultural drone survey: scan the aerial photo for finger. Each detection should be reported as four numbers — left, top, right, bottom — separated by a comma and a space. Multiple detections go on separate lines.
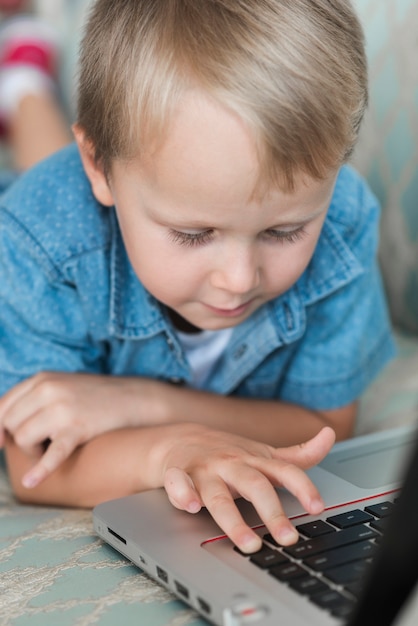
196, 475, 262, 553
274, 426, 336, 469
0, 374, 45, 420
1, 377, 49, 433
164, 467, 203, 514
242, 454, 326, 517
268, 460, 325, 515
223, 463, 299, 547
21, 433, 78, 488
11, 407, 64, 455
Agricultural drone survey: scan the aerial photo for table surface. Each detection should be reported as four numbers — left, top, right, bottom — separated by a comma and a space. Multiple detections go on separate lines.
0, 454, 206, 626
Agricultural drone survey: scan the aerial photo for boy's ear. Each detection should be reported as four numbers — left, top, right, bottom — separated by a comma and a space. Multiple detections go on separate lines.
72, 124, 114, 207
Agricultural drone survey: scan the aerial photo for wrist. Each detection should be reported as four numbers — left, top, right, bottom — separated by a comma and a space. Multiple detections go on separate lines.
143, 378, 176, 425
119, 377, 170, 427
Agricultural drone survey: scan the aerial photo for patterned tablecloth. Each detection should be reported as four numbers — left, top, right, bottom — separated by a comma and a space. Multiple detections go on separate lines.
0, 453, 205, 626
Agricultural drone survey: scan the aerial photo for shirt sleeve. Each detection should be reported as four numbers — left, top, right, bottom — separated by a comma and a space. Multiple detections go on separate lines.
0, 208, 106, 396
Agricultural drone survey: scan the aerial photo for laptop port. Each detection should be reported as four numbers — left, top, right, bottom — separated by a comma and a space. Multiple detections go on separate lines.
156, 566, 168, 583
174, 580, 189, 599
197, 597, 211, 614
107, 527, 126, 545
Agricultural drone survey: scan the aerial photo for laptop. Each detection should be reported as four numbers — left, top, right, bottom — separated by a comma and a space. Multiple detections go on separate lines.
93, 423, 418, 626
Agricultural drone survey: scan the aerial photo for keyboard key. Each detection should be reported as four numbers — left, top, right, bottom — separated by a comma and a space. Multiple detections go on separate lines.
346, 581, 363, 598
283, 525, 378, 559
364, 501, 395, 518
323, 558, 370, 584
369, 517, 388, 533
249, 546, 289, 569
289, 576, 330, 596
262, 533, 279, 547
269, 562, 307, 582
296, 520, 336, 538
331, 600, 356, 619
310, 589, 353, 615
304, 540, 376, 571
326, 509, 374, 528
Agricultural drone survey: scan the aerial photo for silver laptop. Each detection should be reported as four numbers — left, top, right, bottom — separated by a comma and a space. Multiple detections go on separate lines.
93, 423, 418, 626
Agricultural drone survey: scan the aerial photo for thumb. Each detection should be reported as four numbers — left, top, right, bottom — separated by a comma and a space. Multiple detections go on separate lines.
275, 426, 336, 470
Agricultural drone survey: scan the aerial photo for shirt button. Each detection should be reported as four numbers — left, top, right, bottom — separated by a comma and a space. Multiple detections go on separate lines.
233, 344, 248, 360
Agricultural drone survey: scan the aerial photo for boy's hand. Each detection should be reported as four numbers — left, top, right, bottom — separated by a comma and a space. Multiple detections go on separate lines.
160, 425, 336, 553
0, 372, 156, 488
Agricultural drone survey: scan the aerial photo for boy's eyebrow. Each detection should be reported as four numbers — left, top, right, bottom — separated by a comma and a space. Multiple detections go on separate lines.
269, 205, 330, 228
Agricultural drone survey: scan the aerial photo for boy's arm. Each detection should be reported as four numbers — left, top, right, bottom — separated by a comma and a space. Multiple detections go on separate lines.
151, 381, 357, 443
0, 372, 354, 490
4, 424, 336, 553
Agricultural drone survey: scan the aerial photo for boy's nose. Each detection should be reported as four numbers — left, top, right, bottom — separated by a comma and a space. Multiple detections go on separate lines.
210, 245, 261, 295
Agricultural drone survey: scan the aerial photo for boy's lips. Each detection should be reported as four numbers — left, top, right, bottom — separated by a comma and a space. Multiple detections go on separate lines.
204, 299, 255, 317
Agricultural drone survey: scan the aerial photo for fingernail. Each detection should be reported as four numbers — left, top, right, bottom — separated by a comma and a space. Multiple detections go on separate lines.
240, 534, 262, 554
187, 501, 201, 514
278, 527, 298, 545
310, 498, 325, 514
22, 474, 38, 489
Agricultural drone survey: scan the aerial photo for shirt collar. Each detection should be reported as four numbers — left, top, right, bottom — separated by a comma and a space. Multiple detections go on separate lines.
298, 216, 364, 306
109, 211, 167, 339
267, 216, 364, 344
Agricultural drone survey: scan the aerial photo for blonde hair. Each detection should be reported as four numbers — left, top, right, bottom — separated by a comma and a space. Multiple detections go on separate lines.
77, 0, 368, 191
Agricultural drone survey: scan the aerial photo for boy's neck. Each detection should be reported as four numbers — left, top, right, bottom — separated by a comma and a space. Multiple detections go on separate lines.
167, 309, 202, 334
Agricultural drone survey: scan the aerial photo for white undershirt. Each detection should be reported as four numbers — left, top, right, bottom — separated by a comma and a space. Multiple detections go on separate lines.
176, 327, 233, 388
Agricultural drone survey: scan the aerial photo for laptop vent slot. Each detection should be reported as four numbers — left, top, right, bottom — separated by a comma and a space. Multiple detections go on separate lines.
156, 566, 169, 584
197, 597, 211, 615
107, 527, 127, 545
174, 580, 189, 599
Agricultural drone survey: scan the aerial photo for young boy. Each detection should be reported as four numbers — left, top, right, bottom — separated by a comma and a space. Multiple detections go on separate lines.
0, 0, 395, 553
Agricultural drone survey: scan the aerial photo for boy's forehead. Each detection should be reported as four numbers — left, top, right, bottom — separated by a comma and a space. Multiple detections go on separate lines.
111, 89, 338, 218
137, 90, 264, 203
146, 91, 256, 166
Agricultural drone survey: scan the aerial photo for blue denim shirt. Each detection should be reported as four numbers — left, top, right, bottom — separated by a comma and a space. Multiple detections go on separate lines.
0, 144, 395, 409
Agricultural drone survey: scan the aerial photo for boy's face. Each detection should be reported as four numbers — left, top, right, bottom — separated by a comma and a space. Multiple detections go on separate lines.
77, 91, 337, 331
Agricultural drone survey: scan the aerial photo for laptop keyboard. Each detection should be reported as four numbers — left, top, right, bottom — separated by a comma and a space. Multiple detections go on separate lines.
234, 500, 395, 620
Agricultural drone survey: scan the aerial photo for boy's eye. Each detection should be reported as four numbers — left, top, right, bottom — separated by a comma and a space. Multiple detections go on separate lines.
169, 229, 214, 247
263, 225, 307, 244
168, 225, 307, 247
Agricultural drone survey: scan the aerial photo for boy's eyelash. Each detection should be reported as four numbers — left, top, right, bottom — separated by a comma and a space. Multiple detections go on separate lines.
169, 229, 214, 247
264, 226, 307, 244
169, 225, 307, 247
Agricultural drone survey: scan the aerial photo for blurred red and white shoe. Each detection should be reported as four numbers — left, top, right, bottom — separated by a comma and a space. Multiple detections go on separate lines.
0, 14, 59, 137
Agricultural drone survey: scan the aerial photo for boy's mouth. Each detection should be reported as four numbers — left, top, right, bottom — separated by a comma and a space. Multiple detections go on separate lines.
204, 299, 255, 318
